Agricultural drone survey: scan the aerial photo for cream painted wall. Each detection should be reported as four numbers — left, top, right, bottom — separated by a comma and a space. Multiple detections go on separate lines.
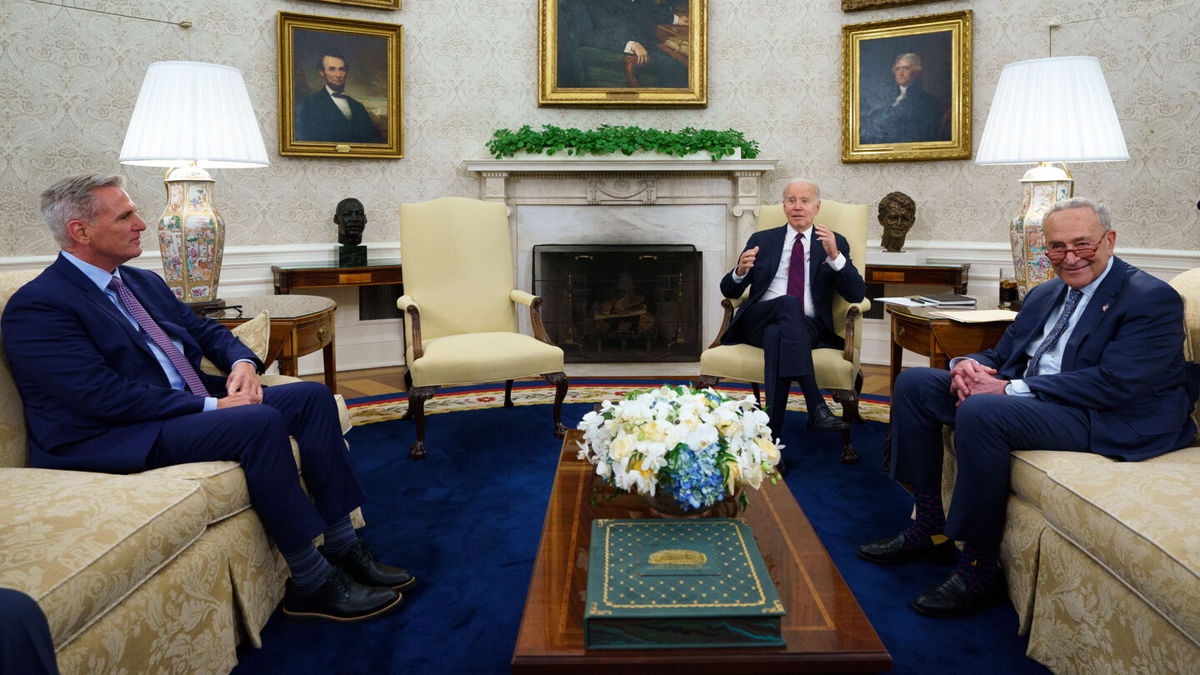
0, 0, 1197, 258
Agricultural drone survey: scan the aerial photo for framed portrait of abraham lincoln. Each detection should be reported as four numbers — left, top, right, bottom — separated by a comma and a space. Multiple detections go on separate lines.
278, 12, 404, 159
841, 10, 972, 163
538, 0, 707, 107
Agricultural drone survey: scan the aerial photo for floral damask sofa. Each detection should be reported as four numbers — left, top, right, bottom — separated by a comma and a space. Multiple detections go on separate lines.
941, 269, 1200, 673
0, 269, 351, 673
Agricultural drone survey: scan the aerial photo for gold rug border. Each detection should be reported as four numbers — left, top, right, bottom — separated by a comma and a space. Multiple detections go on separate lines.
348, 385, 890, 426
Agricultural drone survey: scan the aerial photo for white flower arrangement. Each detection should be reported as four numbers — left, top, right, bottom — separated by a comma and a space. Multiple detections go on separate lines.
576, 385, 782, 512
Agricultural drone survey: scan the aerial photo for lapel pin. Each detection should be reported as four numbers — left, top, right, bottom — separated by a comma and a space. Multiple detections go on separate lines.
1101, 303, 1110, 312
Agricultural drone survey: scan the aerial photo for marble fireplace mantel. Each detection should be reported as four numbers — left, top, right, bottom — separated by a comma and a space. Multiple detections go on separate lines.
465, 156, 779, 348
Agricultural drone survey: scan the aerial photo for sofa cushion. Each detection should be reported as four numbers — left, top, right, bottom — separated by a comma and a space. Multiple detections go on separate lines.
1038, 446, 1200, 642
0, 468, 209, 647
1010, 449, 1118, 510
200, 310, 270, 376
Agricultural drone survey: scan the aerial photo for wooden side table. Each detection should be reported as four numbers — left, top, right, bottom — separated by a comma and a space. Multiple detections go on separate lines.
271, 258, 402, 295
213, 295, 338, 391
886, 302, 1014, 392
865, 262, 970, 293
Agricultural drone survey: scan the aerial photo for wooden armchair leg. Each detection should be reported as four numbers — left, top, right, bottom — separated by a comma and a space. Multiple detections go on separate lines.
694, 375, 720, 390
830, 389, 860, 464
400, 371, 415, 420
544, 372, 568, 438
504, 379, 515, 408
751, 383, 762, 407
407, 386, 437, 459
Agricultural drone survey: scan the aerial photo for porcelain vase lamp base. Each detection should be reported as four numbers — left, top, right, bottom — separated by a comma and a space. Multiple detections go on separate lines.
1010, 163, 1073, 299
158, 165, 225, 305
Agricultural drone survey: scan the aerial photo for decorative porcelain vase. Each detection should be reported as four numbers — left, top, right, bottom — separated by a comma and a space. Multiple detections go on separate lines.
1010, 164, 1072, 299
158, 165, 224, 304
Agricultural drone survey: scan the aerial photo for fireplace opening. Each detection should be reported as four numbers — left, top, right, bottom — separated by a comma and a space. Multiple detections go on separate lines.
532, 244, 702, 362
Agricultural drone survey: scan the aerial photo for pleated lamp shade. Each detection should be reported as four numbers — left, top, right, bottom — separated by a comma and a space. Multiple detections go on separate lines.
976, 56, 1129, 164
119, 61, 269, 168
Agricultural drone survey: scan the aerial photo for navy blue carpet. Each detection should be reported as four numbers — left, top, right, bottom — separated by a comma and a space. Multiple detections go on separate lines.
232, 398, 1049, 674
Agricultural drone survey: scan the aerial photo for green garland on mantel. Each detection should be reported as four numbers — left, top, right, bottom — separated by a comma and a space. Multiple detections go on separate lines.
486, 124, 760, 161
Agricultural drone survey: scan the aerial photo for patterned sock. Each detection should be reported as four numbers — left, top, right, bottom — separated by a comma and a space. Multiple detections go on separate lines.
283, 544, 333, 595
322, 516, 358, 558
900, 488, 947, 546
956, 541, 1000, 594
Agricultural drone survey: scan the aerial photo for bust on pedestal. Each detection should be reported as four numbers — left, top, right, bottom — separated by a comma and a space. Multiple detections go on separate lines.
336, 197, 368, 266
875, 191, 925, 265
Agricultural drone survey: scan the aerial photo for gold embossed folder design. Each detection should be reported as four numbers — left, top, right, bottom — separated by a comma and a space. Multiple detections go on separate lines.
584, 518, 785, 649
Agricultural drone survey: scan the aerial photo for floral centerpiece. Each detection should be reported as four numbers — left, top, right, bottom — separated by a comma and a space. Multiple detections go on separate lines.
576, 385, 782, 514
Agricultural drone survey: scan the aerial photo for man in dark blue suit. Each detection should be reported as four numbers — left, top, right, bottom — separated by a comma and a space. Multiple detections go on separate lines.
859, 197, 1196, 617
2, 175, 413, 624
295, 50, 383, 144
719, 179, 867, 440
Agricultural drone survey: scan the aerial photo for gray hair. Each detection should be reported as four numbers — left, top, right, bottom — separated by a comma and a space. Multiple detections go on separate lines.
782, 178, 821, 200
41, 174, 124, 248
1044, 197, 1113, 233
894, 53, 923, 71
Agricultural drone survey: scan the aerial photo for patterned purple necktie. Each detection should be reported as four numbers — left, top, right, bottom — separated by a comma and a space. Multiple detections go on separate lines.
785, 232, 806, 306
108, 276, 210, 397
1024, 288, 1084, 378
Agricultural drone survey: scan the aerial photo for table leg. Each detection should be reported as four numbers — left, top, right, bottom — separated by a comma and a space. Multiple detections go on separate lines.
277, 356, 298, 377
323, 341, 337, 392
889, 317, 903, 394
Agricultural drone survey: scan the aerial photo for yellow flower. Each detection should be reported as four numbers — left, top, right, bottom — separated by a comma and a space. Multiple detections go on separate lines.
754, 436, 780, 465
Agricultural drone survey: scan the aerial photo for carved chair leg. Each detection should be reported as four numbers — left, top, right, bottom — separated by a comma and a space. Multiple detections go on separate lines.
504, 379, 515, 408
751, 383, 762, 407
407, 386, 437, 459
543, 372, 568, 438
694, 375, 720, 390
830, 388, 860, 464
400, 370, 415, 420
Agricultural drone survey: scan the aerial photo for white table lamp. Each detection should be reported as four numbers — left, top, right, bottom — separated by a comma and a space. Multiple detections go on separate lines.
976, 55, 1128, 297
120, 61, 269, 308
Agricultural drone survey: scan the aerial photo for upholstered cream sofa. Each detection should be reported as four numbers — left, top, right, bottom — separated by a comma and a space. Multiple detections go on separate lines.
941, 269, 1200, 672
0, 269, 351, 673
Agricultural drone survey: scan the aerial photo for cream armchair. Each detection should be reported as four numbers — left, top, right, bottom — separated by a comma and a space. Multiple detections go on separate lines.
397, 197, 568, 459
696, 200, 871, 463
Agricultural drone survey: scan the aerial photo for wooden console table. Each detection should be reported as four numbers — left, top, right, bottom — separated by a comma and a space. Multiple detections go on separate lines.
272, 258, 402, 295
213, 295, 338, 391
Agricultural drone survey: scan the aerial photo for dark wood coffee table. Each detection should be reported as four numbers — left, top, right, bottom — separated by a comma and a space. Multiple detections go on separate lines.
511, 430, 891, 673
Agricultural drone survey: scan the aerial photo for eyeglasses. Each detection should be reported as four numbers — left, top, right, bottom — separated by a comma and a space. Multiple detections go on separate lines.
1045, 240, 1102, 263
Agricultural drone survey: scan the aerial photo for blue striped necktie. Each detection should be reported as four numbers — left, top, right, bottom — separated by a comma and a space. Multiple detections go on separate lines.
108, 276, 211, 397
1025, 288, 1084, 378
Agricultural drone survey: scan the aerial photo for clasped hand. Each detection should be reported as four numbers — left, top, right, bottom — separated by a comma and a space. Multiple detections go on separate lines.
949, 359, 1008, 404
217, 361, 263, 408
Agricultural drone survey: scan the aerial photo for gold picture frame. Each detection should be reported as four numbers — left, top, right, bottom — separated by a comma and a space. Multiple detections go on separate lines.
841, 10, 972, 163
304, 0, 401, 10
842, 0, 939, 11
538, 0, 707, 108
278, 12, 403, 159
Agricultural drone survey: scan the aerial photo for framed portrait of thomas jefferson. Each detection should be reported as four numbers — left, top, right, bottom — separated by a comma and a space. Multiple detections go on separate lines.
841, 10, 972, 163
278, 12, 403, 159
538, 0, 707, 107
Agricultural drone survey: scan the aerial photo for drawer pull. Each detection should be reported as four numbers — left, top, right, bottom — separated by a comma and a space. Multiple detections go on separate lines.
317, 326, 330, 343
898, 326, 905, 338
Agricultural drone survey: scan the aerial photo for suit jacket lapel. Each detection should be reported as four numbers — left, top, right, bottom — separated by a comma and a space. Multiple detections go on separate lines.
808, 228, 826, 284
1015, 281, 1067, 359
1062, 258, 1127, 369
50, 255, 155, 359
758, 227, 785, 287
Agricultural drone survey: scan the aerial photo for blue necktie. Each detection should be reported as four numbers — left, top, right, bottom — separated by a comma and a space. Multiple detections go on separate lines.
1025, 288, 1083, 378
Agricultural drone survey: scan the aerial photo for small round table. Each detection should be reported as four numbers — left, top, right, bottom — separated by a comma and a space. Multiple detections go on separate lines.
885, 299, 1015, 393
212, 295, 338, 391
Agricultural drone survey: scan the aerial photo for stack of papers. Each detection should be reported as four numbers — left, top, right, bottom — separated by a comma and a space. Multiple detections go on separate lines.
916, 292, 976, 306
929, 309, 1019, 323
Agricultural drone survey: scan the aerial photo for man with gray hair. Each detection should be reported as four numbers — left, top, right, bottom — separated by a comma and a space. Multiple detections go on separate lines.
3, 174, 415, 625
862, 52, 945, 144
858, 197, 1196, 617
719, 179, 866, 440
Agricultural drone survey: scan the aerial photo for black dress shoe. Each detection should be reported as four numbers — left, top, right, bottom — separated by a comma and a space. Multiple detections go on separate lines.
330, 539, 417, 591
282, 568, 402, 623
911, 572, 1004, 618
857, 532, 958, 565
807, 404, 850, 433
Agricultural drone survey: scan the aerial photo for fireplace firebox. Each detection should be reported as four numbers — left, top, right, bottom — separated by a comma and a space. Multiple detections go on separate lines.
532, 244, 702, 362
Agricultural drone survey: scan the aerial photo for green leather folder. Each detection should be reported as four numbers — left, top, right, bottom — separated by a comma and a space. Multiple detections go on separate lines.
584, 518, 786, 649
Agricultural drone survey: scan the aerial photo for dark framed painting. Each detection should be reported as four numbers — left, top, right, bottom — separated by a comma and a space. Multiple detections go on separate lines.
842, 0, 939, 11
841, 10, 972, 163
278, 12, 403, 159
538, 0, 707, 107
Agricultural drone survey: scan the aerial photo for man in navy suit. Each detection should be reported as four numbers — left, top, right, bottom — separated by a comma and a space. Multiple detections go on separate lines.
858, 197, 1196, 617
719, 179, 867, 440
2, 175, 413, 624
295, 50, 383, 144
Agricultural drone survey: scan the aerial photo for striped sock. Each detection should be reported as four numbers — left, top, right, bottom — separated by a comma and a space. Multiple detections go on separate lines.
956, 542, 1000, 594
283, 544, 333, 595
322, 516, 358, 558
900, 488, 947, 546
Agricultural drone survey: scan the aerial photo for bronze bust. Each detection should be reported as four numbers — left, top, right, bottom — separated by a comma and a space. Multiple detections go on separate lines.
335, 198, 368, 265
878, 191, 916, 253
